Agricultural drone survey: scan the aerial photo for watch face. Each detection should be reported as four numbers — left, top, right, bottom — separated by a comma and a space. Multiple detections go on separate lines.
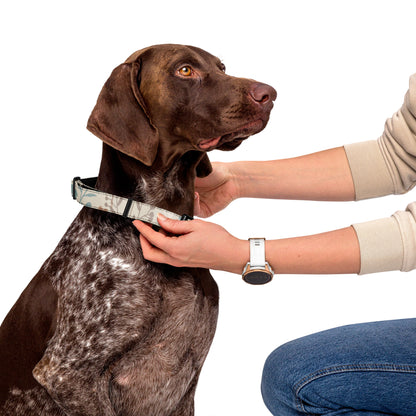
243, 270, 273, 285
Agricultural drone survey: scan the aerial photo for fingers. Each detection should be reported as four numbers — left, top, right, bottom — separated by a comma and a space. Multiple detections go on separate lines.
133, 220, 175, 264
194, 192, 201, 217
133, 219, 170, 250
138, 233, 173, 265
132, 215, 194, 266
133, 215, 191, 239
133, 216, 237, 271
155, 214, 194, 235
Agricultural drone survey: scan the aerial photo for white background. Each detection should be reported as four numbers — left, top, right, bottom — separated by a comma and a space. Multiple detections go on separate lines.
1, 1, 416, 414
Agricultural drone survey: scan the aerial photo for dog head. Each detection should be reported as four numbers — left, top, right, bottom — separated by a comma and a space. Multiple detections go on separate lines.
87, 44, 276, 175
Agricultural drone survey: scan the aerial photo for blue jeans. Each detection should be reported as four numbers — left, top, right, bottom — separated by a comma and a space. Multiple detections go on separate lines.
261, 318, 416, 415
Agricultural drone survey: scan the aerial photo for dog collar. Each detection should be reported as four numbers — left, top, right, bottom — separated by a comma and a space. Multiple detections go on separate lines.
71, 177, 193, 227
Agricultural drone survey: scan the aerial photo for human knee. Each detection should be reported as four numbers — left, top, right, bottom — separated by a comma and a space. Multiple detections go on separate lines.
261, 347, 284, 411
261, 341, 303, 414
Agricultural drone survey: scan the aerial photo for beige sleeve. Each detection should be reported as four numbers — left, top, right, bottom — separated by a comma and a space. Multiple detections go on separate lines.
344, 73, 416, 200
353, 202, 416, 274
345, 74, 416, 274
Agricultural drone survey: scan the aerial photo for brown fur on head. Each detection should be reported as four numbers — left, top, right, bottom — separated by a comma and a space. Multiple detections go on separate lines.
87, 44, 276, 175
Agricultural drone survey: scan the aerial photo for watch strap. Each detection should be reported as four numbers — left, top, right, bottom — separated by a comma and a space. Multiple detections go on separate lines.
249, 238, 266, 268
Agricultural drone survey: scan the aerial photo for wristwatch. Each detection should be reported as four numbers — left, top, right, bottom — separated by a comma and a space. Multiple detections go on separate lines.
242, 238, 274, 285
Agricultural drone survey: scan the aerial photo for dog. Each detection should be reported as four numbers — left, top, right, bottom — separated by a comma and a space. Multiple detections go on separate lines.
0, 44, 276, 415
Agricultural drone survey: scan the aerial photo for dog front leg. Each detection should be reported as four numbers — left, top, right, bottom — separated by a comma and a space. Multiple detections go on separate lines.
33, 354, 116, 416
168, 377, 199, 416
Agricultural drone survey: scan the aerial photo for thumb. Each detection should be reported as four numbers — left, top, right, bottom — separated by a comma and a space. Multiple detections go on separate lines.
157, 214, 193, 235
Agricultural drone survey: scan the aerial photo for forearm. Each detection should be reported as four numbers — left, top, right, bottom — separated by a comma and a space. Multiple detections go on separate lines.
265, 226, 360, 275
231, 147, 355, 202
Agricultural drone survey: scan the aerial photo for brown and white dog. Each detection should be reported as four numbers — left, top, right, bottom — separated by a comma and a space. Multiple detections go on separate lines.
0, 44, 276, 415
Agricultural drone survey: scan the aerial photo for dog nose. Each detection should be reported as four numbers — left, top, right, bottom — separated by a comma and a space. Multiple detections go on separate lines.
249, 83, 277, 105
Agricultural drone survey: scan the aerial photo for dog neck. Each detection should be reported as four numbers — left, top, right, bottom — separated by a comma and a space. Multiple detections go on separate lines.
95, 144, 202, 218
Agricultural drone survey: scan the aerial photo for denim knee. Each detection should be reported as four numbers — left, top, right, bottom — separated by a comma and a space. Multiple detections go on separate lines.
261, 340, 305, 416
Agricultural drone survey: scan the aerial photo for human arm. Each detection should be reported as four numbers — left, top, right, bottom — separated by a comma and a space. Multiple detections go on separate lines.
134, 216, 360, 275
219, 147, 356, 202
195, 147, 355, 217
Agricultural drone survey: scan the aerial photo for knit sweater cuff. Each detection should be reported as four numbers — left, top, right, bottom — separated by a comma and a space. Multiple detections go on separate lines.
344, 141, 394, 201
352, 217, 403, 274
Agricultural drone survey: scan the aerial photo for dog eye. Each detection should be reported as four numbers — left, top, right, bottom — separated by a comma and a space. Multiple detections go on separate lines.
177, 66, 193, 77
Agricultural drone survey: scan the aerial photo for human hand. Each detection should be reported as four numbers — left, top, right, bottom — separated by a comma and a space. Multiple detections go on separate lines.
133, 214, 248, 274
194, 162, 240, 218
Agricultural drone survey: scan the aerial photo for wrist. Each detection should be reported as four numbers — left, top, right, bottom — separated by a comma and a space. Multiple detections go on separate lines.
227, 161, 252, 200
219, 237, 249, 274
229, 160, 278, 200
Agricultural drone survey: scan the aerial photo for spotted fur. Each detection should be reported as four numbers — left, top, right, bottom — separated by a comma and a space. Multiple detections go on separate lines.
3, 171, 219, 416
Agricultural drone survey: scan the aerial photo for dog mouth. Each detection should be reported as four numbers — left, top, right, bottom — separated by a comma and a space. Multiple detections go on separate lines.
198, 119, 266, 151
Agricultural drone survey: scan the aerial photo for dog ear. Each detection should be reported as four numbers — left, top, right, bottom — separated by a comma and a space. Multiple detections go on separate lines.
195, 153, 213, 178
87, 61, 159, 166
